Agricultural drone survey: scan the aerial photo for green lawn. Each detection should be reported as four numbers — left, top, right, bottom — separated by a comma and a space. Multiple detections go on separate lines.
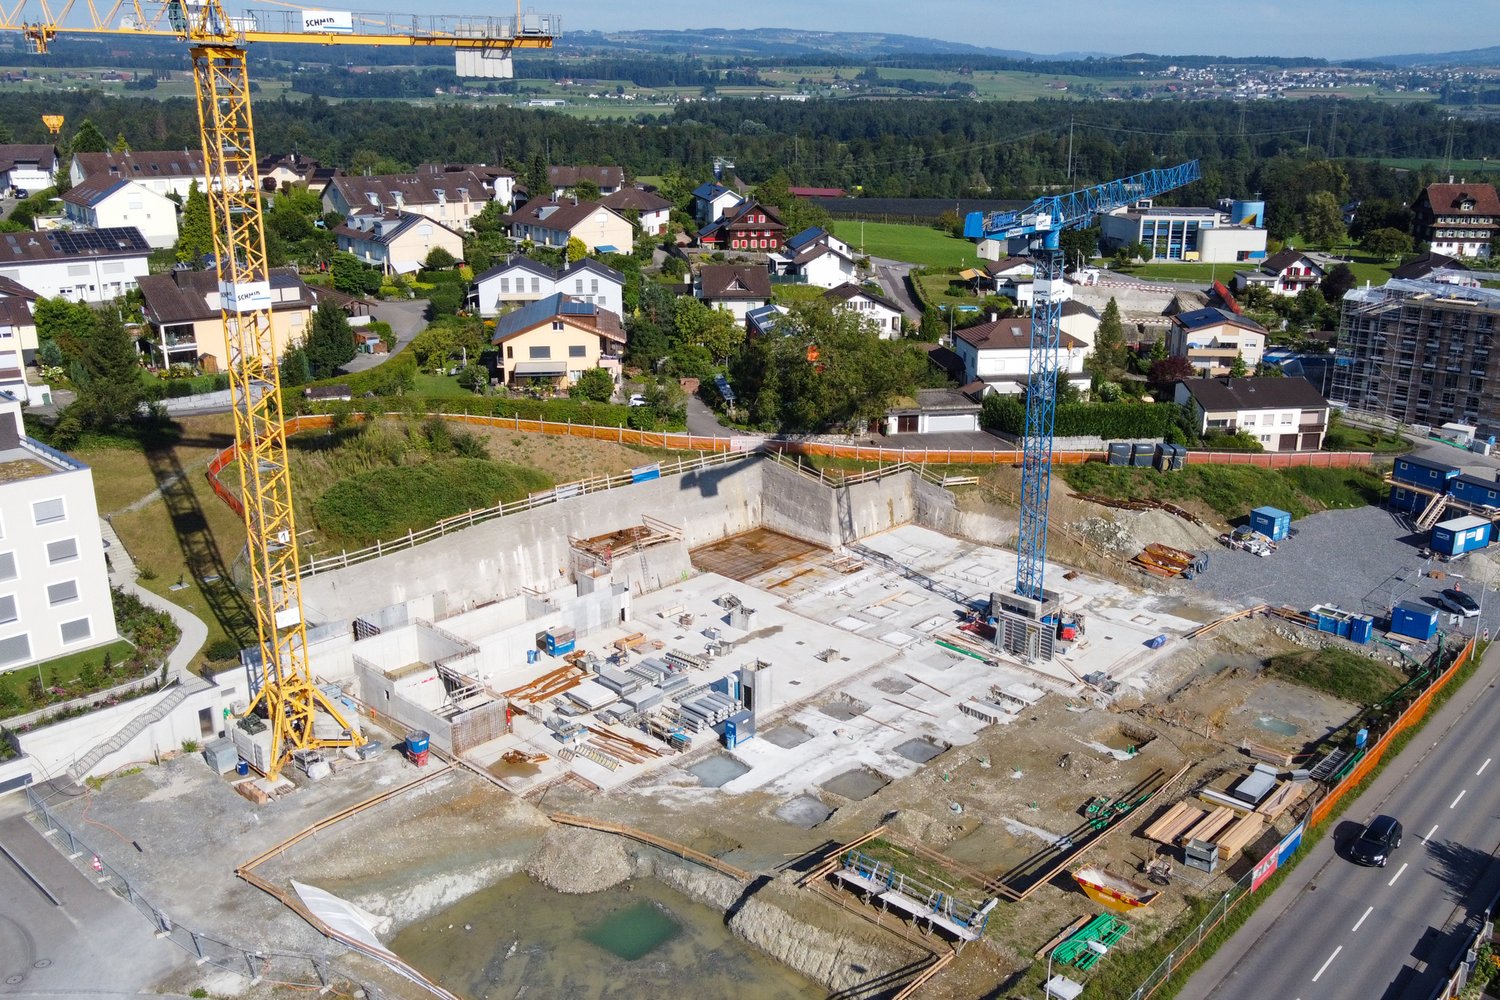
830, 221, 981, 269
0, 638, 140, 719
1106, 254, 1395, 289
411, 373, 477, 397
1266, 648, 1407, 706
912, 272, 988, 312
771, 283, 829, 305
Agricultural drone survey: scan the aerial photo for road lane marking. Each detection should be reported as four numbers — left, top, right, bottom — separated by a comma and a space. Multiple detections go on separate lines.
1479, 758, 1491, 776
1451, 790, 1468, 809
1389, 862, 1410, 886
1423, 824, 1439, 844
1352, 906, 1373, 932
1312, 945, 1343, 982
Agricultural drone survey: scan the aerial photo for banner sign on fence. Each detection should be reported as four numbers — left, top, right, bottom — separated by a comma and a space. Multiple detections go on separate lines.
1276, 821, 1305, 866
1251, 844, 1279, 891
630, 464, 661, 483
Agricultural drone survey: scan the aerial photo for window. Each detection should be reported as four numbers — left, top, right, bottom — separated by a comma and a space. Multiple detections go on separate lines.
575, 279, 584, 293
1280, 414, 1294, 425
59, 617, 91, 644
506, 346, 513, 359
591, 279, 599, 294
568, 345, 586, 358
0, 633, 29, 667
0, 553, 11, 582
47, 580, 78, 606
499, 277, 510, 293
529, 346, 551, 359
0, 595, 15, 625
531, 277, 540, 293
32, 498, 65, 525
47, 538, 78, 564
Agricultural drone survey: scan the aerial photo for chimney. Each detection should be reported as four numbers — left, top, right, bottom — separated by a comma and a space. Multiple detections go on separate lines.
988, 311, 997, 323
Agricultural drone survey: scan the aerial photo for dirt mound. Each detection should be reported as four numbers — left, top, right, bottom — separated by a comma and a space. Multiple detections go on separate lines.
524, 825, 634, 894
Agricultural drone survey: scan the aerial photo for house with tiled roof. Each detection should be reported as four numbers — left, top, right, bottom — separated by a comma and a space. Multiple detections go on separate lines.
258, 152, 338, 192
489, 293, 625, 389
323, 169, 502, 232
0, 290, 47, 403
332, 210, 465, 275
1167, 307, 1267, 377
696, 264, 772, 321
549, 166, 624, 199
60, 175, 178, 248
507, 198, 633, 254
601, 187, 672, 235
1232, 249, 1324, 297
770, 227, 858, 288
823, 282, 903, 338
0, 228, 151, 302
471, 257, 624, 317
1414, 182, 1498, 260
70, 150, 245, 200
952, 312, 1089, 397
696, 200, 786, 254
1174, 376, 1329, 451
745, 303, 789, 339
138, 267, 313, 372
0, 144, 58, 196
1391, 251, 1473, 284
692, 181, 745, 226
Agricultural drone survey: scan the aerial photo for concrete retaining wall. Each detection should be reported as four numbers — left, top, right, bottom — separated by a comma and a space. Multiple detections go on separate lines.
762, 460, 839, 547
300, 458, 765, 623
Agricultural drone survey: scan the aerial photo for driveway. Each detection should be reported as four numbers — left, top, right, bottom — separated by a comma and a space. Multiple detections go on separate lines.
870, 256, 923, 321
685, 394, 734, 438
342, 298, 428, 373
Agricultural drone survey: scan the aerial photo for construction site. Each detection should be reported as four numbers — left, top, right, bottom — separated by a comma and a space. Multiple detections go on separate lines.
19, 439, 1491, 1000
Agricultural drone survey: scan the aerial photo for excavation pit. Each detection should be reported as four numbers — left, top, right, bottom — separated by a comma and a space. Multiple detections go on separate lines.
820, 767, 891, 802
687, 754, 751, 788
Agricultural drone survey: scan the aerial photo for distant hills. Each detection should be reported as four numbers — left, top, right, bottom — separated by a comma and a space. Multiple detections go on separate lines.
557, 28, 1107, 61
1371, 45, 1500, 68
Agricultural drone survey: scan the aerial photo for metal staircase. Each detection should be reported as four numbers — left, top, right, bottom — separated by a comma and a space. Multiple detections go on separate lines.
1416, 492, 1451, 530
66, 684, 190, 783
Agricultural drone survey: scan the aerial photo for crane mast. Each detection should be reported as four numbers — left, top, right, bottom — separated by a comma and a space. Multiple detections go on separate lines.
11, 0, 556, 777
965, 161, 1201, 658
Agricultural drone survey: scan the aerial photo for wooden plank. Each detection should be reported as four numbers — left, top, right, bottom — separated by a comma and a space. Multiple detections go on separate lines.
1213, 813, 1266, 860
1182, 806, 1235, 845
1257, 781, 1308, 821
1146, 801, 1208, 845
1036, 916, 1092, 960
1144, 801, 1194, 843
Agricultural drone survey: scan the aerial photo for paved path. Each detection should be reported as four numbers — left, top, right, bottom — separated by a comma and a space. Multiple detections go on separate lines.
99, 518, 208, 681
342, 299, 428, 373
871, 257, 922, 321
685, 394, 734, 438
1184, 641, 1500, 1000
0, 807, 189, 997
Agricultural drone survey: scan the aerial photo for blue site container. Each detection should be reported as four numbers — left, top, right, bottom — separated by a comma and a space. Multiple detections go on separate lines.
1391, 601, 1438, 642
544, 628, 576, 657
1431, 515, 1492, 557
1249, 506, 1291, 541
1391, 456, 1460, 491
1348, 615, 1374, 645
1449, 474, 1500, 509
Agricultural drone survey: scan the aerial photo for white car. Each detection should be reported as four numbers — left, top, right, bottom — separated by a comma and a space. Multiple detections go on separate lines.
628, 394, 648, 407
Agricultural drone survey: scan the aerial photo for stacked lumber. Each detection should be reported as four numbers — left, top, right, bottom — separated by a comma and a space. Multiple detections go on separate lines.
1214, 813, 1266, 860
1242, 740, 1295, 766
614, 632, 645, 653
1181, 806, 1236, 845
1256, 781, 1308, 821
503, 665, 585, 706
1144, 801, 1209, 846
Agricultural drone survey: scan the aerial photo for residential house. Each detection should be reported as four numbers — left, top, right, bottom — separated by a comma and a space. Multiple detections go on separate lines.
883, 387, 983, 436
471, 257, 624, 317
1174, 376, 1329, 451
770, 227, 859, 288
332, 210, 465, 275
696, 264, 772, 321
257, 152, 337, 192
70, 150, 245, 200
322, 169, 502, 232
419, 163, 515, 210
601, 187, 672, 236
60, 176, 179, 248
1100, 200, 1267, 262
1391, 251, 1476, 286
1233, 249, 1324, 297
981, 256, 1038, 305
1331, 279, 1500, 429
823, 282, 903, 338
696, 200, 786, 253
692, 181, 745, 226
0, 291, 50, 404
0, 391, 119, 674
952, 314, 1089, 397
507, 198, 633, 254
0, 144, 58, 196
549, 166, 624, 199
1058, 300, 1101, 350
1413, 182, 1497, 260
488, 293, 625, 389
138, 267, 313, 372
0, 228, 151, 302
1167, 307, 1268, 376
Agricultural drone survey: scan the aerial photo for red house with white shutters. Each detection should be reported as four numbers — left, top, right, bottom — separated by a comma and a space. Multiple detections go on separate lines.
696, 199, 787, 253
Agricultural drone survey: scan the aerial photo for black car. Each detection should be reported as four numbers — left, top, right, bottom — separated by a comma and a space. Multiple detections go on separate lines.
1349, 815, 1403, 867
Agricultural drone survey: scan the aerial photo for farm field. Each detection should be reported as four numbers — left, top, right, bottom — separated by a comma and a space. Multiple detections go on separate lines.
830, 220, 980, 269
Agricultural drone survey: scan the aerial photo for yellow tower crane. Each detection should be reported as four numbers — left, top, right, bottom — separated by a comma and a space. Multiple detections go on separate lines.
6, 1, 557, 779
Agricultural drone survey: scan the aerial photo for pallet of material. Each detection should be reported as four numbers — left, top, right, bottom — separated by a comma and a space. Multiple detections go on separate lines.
1241, 740, 1295, 767
1255, 780, 1308, 821
1181, 806, 1236, 846
1131, 543, 1199, 578
960, 699, 1013, 725
1213, 813, 1266, 860
614, 632, 646, 653
1144, 800, 1209, 845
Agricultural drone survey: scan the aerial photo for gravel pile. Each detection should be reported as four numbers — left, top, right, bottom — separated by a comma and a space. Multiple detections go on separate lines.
523, 826, 634, 894
1073, 516, 1136, 556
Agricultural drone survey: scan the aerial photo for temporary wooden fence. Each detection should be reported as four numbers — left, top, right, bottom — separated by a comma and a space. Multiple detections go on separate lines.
547, 811, 753, 882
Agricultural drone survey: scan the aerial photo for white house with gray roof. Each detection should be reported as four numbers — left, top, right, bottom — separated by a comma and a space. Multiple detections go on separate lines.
471, 257, 624, 318
60, 176, 178, 248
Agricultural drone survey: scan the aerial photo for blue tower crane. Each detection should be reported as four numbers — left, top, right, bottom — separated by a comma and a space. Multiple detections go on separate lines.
964, 160, 1201, 608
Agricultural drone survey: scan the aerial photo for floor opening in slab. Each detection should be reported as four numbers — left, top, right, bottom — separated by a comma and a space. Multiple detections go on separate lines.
775, 794, 833, 829
818, 697, 870, 722
689, 528, 823, 582
762, 723, 814, 749
893, 736, 950, 764
820, 767, 891, 801
686, 755, 751, 788
872, 675, 916, 695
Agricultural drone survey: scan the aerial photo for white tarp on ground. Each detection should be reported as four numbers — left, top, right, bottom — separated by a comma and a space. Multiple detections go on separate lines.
292, 880, 394, 955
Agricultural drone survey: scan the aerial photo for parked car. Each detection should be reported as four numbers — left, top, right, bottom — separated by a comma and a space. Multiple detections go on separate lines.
1349, 815, 1402, 867
628, 394, 648, 407
1439, 589, 1481, 618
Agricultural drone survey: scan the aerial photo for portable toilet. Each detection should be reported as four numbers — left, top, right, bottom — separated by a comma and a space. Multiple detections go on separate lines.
1390, 601, 1438, 642
1348, 615, 1374, 645
1249, 506, 1291, 542
1431, 515, 1492, 557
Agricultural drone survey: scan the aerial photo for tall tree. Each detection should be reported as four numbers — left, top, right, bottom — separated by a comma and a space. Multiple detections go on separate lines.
68, 119, 108, 154
112, 132, 131, 153
1302, 191, 1347, 248
67, 308, 145, 431
1086, 297, 1127, 380
175, 181, 214, 264
303, 305, 356, 379
1228, 351, 1249, 378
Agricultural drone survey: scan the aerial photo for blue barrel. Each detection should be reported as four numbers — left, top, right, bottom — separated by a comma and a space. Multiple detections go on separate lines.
526, 648, 539, 664
235, 759, 249, 776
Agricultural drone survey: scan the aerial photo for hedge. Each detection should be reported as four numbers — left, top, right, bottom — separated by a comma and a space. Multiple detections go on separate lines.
982, 395, 1176, 438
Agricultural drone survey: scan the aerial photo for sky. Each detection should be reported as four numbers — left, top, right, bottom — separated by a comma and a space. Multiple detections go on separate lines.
542, 0, 1500, 60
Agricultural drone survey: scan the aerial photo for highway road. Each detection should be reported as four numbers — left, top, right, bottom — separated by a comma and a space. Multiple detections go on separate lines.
1186, 644, 1500, 1000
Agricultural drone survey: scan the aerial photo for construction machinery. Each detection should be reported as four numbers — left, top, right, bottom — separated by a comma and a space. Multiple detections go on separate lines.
6, 2, 556, 778
964, 162, 1200, 657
